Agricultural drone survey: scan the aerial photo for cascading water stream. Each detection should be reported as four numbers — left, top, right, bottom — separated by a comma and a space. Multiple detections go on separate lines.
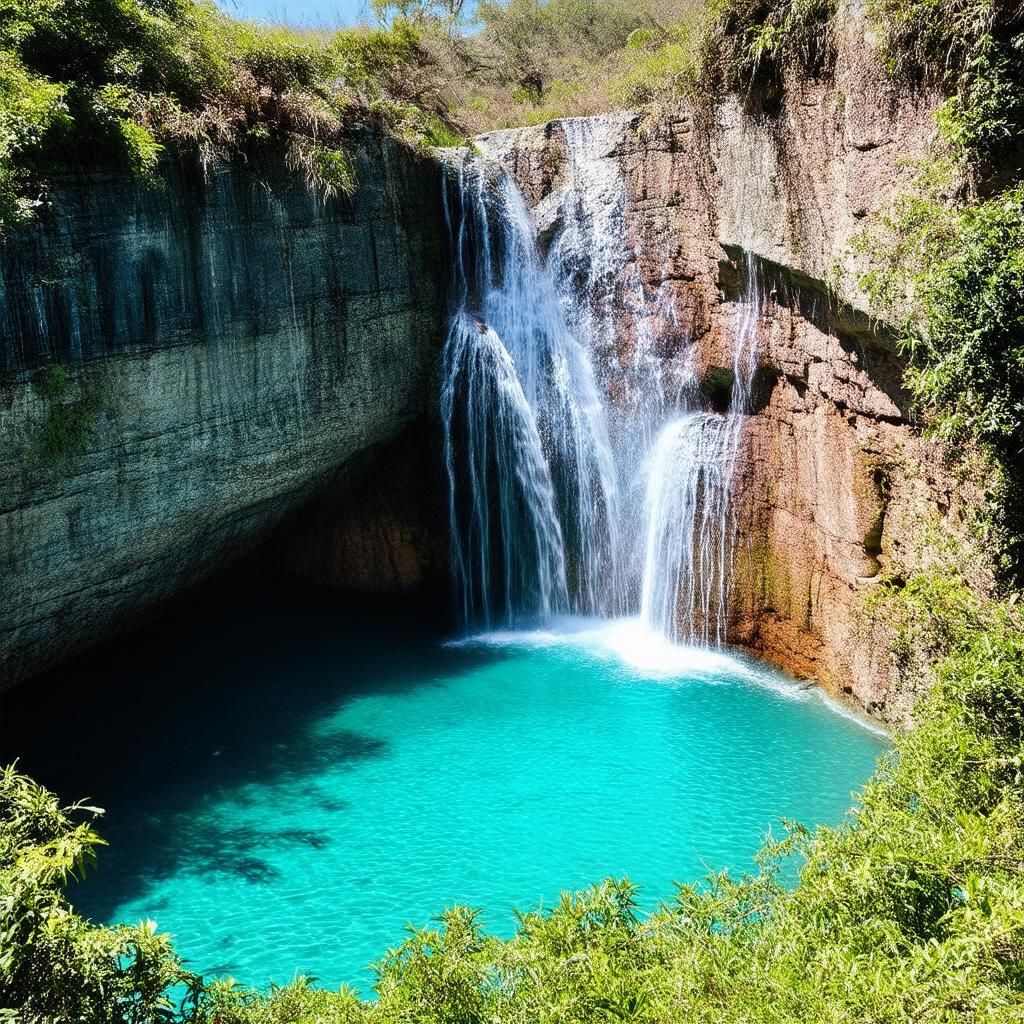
443, 121, 764, 646
440, 151, 619, 627
541, 115, 689, 612
639, 254, 764, 644
440, 310, 568, 627
638, 413, 739, 646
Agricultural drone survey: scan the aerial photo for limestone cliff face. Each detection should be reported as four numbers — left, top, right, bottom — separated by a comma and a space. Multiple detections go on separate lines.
0, 133, 446, 688
479, 14, 972, 723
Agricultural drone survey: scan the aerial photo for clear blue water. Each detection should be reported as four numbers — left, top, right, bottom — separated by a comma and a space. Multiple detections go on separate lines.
1, 583, 885, 993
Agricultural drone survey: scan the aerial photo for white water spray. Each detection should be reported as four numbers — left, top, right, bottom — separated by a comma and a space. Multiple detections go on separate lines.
639, 413, 738, 645
638, 254, 764, 643
440, 151, 619, 626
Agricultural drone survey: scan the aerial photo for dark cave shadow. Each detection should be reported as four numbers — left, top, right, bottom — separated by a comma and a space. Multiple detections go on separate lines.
0, 568, 514, 923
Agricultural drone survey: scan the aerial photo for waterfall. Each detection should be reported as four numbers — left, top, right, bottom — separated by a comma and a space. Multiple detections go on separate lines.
540, 116, 691, 611
639, 413, 738, 646
441, 310, 569, 627
638, 255, 763, 644
442, 121, 763, 645
440, 152, 619, 627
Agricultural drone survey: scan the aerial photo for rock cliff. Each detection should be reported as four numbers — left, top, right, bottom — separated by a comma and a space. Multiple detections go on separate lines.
0, 133, 446, 688
478, 14, 974, 723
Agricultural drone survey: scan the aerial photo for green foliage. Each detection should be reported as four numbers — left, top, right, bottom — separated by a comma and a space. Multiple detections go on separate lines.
476, 0, 647, 85
0, 0, 461, 231
866, 0, 1024, 172
28, 364, 109, 471
374, 907, 495, 1021
703, 0, 838, 97
372, 0, 468, 31
0, 764, 199, 1022
416, 112, 466, 147
461, 0, 843, 127
0, 47, 68, 225
30, 361, 70, 399
463, 0, 654, 125
858, 182, 1024, 573
849, 0, 1024, 581
617, 21, 706, 106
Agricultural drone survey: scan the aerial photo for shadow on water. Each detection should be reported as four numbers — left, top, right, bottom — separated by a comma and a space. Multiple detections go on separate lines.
0, 566, 512, 923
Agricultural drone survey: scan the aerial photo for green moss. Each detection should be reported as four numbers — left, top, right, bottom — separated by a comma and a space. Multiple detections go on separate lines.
733, 538, 794, 613
28, 364, 108, 473
31, 362, 71, 400
416, 112, 465, 148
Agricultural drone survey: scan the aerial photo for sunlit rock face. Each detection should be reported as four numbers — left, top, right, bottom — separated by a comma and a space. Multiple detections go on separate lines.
0, 133, 447, 688
478, 12, 982, 725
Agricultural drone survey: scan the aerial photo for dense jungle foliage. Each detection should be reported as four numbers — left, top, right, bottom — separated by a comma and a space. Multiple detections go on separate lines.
3, 0, 1024, 1021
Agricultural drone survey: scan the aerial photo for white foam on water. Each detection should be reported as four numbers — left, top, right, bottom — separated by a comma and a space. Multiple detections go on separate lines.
456, 617, 773, 684
450, 618, 890, 736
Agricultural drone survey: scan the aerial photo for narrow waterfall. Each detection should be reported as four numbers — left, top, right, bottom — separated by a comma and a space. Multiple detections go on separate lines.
639, 255, 763, 644
442, 122, 763, 645
639, 413, 738, 646
543, 115, 685, 611
440, 310, 568, 627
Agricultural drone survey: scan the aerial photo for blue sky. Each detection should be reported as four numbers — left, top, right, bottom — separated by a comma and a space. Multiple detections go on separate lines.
216, 0, 372, 27
217, 0, 479, 28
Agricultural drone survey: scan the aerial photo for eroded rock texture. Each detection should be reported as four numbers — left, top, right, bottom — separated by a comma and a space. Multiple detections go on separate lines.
480, 14, 976, 723
0, 134, 446, 688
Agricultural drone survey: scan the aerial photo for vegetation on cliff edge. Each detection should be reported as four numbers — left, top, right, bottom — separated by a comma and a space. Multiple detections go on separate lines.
0, 0, 461, 231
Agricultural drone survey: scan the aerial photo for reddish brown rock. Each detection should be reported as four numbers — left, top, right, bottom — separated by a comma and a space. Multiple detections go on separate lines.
481, 9, 980, 725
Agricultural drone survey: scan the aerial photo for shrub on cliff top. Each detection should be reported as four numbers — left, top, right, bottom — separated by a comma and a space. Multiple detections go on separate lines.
0, 0, 460, 232
704, 0, 838, 97
866, 0, 1024, 173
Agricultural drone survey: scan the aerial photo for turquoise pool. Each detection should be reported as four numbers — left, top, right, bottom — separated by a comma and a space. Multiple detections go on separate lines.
4, 586, 885, 992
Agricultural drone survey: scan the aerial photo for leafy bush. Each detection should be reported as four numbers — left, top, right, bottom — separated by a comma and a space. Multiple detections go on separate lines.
866, 0, 1024, 173
0, 764, 199, 1021
0, 47, 69, 225
859, 181, 1024, 574
0, 0, 464, 232
702, 0, 838, 97
458, 0, 658, 128
475, 0, 647, 94
459, 0, 842, 126
617, 19, 707, 105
